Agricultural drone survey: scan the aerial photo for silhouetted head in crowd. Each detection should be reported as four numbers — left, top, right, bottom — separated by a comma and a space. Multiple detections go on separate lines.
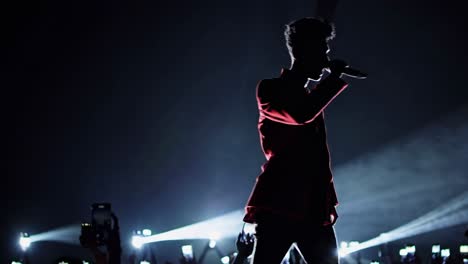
54, 256, 84, 264
284, 17, 335, 81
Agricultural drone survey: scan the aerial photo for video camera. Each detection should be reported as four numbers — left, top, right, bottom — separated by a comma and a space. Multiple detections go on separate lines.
80, 202, 112, 248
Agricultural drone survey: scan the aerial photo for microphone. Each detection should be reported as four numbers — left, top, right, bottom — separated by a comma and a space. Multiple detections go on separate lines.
342, 67, 368, 79
327, 59, 368, 79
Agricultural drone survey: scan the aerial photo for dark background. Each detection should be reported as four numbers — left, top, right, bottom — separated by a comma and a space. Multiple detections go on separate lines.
4, 0, 468, 263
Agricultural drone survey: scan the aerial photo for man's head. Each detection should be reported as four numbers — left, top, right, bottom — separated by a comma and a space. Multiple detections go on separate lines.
284, 17, 335, 80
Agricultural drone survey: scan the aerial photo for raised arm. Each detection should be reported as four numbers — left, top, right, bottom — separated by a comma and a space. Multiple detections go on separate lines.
257, 75, 348, 125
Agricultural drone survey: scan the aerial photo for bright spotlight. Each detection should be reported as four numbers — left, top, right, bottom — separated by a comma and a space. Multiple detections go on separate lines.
432, 244, 440, 254
182, 245, 194, 260
140, 261, 150, 264
461, 245, 468, 254
348, 241, 359, 248
441, 248, 450, 258
209, 239, 217, 249
132, 234, 144, 249
405, 244, 416, 255
142, 229, 152, 236
370, 261, 380, 264
338, 241, 349, 257
338, 248, 349, 258
221, 256, 230, 264
399, 248, 408, 257
137, 210, 244, 244
19, 232, 31, 251
11, 262, 23, 264
340, 241, 348, 249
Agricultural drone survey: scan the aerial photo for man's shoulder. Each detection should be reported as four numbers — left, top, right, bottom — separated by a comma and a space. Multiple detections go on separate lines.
256, 78, 280, 100
256, 77, 282, 92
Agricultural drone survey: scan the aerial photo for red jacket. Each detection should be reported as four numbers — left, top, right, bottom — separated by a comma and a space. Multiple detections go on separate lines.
243, 68, 348, 226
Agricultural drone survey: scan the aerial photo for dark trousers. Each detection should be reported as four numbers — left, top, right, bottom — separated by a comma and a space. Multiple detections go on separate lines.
251, 219, 339, 264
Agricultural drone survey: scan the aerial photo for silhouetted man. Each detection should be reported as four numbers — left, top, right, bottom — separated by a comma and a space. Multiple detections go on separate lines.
243, 17, 365, 264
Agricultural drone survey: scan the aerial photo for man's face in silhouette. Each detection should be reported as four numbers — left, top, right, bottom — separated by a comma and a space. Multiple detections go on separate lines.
294, 38, 330, 81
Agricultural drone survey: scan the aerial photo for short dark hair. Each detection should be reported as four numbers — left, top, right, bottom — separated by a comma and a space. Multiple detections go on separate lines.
284, 17, 335, 56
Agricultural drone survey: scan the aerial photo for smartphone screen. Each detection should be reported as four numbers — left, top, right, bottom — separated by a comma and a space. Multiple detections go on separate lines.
242, 223, 256, 236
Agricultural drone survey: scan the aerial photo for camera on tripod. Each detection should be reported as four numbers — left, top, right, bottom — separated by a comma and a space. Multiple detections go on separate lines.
80, 202, 112, 248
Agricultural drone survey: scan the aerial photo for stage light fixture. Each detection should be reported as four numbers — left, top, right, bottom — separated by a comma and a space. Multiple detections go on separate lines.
142, 229, 152, 236
432, 244, 440, 254
461, 245, 468, 264
221, 256, 230, 264
349, 241, 360, 248
182, 245, 194, 260
19, 232, 31, 251
131, 231, 144, 249
338, 241, 350, 257
461, 245, 468, 254
405, 244, 416, 255
209, 239, 217, 249
441, 248, 450, 258
399, 248, 408, 257
340, 241, 349, 249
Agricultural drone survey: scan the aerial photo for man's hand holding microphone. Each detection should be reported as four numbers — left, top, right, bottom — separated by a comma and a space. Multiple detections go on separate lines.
326, 59, 368, 79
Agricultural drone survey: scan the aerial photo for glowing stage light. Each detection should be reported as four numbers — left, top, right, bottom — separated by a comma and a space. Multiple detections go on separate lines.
348, 241, 359, 248
142, 229, 152, 236
399, 248, 408, 257
370, 261, 380, 264
182, 245, 194, 259
340, 241, 348, 249
405, 244, 416, 255
19, 232, 31, 251
132, 234, 144, 249
11, 261, 23, 264
338, 248, 349, 258
461, 245, 468, 254
335, 191, 468, 256
432, 244, 440, 254
138, 210, 244, 245
221, 256, 230, 264
140, 261, 150, 264
338, 241, 349, 257
460, 246, 468, 264
209, 239, 217, 249
441, 248, 450, 258
25, 225, 81, 245
385, 192, 468, 237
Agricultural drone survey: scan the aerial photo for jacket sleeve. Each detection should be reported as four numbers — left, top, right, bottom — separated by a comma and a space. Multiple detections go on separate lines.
257, 76, 348, 125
